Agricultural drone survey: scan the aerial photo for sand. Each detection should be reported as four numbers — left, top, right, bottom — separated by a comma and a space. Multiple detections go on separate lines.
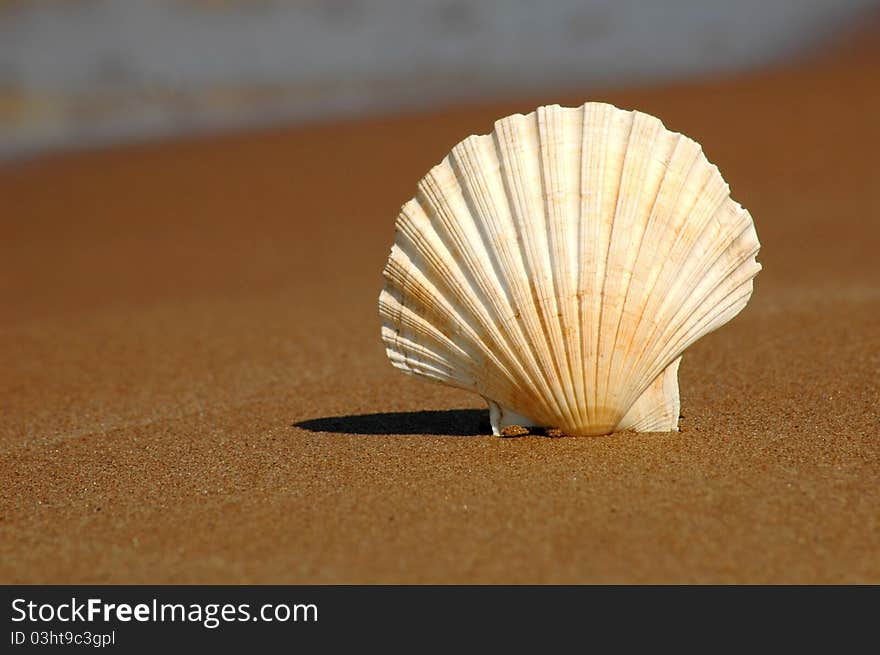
1, 34, 878, 584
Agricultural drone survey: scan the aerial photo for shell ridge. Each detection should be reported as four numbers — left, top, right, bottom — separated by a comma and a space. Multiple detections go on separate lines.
553, 105, 590, 426
384, 331, 463, 379
379, 292, 473, 371
491, 120, 577, 427
615, 356, 680, 432
651, 252, 758, 376
627, 402, 676, 431
610, 136, 706, 411
621, 170, 736, 402
679, 279, 754, 350
396, 201, 468, 304
641, 259, 758, 390
601, 119, 678, 419
454, 135, 570, 423
451, 135, 565, 423
612, 139, 707, 378
434, 148, 519, 323
513, 112, 579, 428
652, 206, 757, 355
381, 255, 464, 382
577, 103, 614, 426
691, 217, 760, 303
536, 106, 586, 427
414, 168, 525, 381
572, 104, 590, 425
593, 108, 637, 428
418, 153, 559, 411
649, 284, 753, 387
384, 241, 527, 402
566, 105, 593, 427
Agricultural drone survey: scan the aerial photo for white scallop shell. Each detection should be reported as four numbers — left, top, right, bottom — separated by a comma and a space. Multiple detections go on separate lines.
379, 102, 761, 436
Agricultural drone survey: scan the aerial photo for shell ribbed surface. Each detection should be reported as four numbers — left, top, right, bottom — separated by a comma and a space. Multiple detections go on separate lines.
379, 102, 761, 436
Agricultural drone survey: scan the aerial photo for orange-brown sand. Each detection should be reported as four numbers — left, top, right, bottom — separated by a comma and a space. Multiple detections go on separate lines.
1, 35, 878, 584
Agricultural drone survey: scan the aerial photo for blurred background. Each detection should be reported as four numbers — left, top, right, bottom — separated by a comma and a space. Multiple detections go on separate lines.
2, 0, 878, 161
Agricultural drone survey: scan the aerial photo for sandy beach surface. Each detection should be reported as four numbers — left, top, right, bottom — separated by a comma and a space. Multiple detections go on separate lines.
1, 33, 878, 584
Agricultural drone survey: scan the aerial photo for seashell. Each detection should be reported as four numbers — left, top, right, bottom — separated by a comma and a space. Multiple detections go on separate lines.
378, 102, 761, 436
